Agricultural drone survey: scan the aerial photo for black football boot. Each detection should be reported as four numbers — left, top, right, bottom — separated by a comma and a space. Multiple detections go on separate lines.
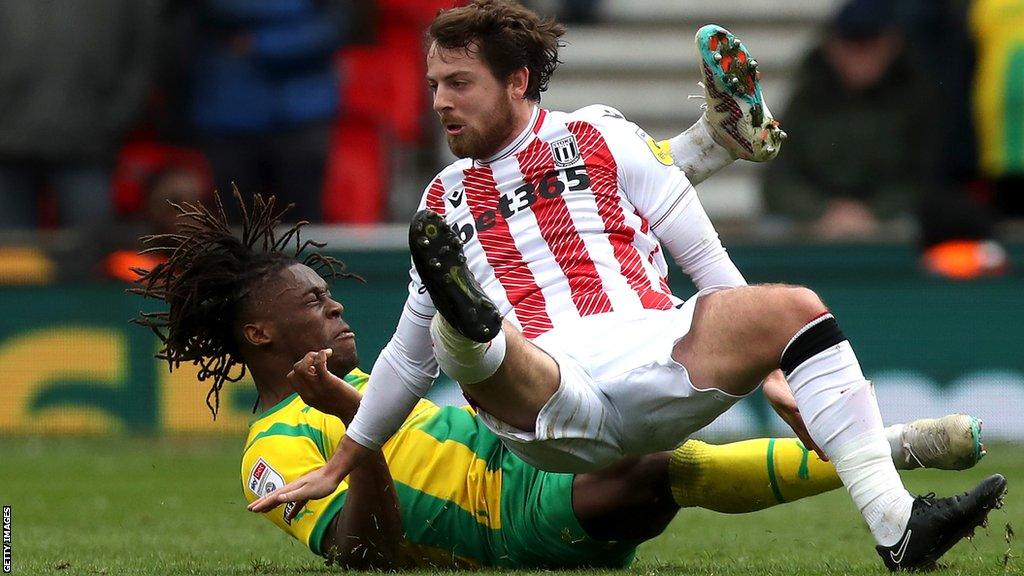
409, 209, 502, 343
877, 473, 1007, 571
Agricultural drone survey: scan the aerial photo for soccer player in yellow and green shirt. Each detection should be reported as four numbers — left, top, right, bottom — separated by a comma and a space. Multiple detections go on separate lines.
242, 364, 984, 569
135, 192, 986, 570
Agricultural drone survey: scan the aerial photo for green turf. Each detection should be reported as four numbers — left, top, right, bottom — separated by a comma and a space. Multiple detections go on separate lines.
0, 437, 1020, 575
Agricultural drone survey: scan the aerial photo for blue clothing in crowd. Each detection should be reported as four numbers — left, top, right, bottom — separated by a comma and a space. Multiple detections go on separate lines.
190, 0, 350, 135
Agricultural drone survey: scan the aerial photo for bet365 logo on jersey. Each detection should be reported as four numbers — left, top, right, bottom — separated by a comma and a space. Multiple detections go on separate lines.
448, 166, 591, 242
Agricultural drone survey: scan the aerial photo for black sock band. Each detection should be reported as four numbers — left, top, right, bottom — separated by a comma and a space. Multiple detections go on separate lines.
780, 314, 847, 375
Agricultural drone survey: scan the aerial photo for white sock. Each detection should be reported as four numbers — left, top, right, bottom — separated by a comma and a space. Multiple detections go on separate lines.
884, 423, 912, 470
787, 339, 913, 546
831, 430, 914, 546
430, 314, 507, 385
668, 114, 736, 185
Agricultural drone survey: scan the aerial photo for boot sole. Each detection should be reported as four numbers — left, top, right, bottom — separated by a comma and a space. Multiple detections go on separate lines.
409, 210, 501, 343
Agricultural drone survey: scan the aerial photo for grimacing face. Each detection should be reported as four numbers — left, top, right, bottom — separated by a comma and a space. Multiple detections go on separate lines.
427, 42, 518, 159
261, 263, 358, 376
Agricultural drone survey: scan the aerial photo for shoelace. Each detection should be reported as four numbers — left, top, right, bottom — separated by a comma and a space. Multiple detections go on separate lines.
687, 82, 709, 112
903, 441, 926, 469
902, 425, 951, 468
915, 490, 967, 511
912, 493, 939, 517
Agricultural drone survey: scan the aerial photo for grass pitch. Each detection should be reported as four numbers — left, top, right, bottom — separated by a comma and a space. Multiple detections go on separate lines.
0, 437, 1020, 576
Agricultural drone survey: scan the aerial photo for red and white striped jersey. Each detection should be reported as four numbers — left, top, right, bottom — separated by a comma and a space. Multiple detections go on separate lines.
407, 104, 694, 341
345, 105, 743, 451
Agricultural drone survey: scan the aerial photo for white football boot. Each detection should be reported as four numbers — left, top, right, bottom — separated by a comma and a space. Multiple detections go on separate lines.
694, 24, 786, 161
887, 414, 986, 471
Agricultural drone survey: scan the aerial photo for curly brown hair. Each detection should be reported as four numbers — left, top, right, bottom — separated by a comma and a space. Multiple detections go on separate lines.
427, 0, 566, 102
130, 189, 358, 418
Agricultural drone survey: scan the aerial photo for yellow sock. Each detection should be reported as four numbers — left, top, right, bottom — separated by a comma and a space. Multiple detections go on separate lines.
669, 438, 843, 513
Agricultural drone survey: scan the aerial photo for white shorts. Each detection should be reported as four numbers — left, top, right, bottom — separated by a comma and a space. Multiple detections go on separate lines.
476, 287, 754, 472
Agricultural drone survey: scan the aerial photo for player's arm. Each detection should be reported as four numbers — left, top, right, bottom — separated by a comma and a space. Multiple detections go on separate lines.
344, 280, 439, 452
323, 280, 440, 475
338, 177, 444, 452
593, 108, 746, 290
252, 349, 405, 569
649, 183, 747, 290
318, 445, 404, 570
250, 273, 439, 509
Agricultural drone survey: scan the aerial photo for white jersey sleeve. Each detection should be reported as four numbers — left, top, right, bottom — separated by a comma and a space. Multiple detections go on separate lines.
343, 198, 440, 451
578, 105, 746, 289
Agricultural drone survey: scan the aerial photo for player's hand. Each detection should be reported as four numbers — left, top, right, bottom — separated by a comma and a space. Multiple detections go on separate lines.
762, 370, 827, 461
246, 436, 373, 517
247, 465, 337, 519
287, 348, 360, 418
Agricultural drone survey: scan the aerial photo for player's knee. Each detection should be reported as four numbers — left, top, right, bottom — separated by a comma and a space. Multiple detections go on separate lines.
777, 285, 827, 324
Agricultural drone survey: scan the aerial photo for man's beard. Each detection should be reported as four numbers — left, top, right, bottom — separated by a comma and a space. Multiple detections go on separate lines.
446, 98, 515, 159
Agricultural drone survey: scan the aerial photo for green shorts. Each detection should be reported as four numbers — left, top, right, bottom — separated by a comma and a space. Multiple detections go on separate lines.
498, 451, 637, 569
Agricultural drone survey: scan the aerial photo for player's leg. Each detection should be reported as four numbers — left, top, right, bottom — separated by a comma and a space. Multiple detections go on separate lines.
662, 25, 785, 186
693, 25, 786, 163
673, 284, 1006, 569
673, 284, 810, 397
668, 438, 841, 514
434, 316, 560, 431
411, 210, 561, 432
671, 415, 987, 514
571, 454, 676, 541
665, 116, 736, 186
570, 442, 838, 541
571, 415, 988, 541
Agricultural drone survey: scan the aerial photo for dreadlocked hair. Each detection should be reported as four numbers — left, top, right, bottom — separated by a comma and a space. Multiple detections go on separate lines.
130, 188, 360, 419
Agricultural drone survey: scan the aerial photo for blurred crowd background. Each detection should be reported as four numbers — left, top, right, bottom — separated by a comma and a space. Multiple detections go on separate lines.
0, 0, 1021, 283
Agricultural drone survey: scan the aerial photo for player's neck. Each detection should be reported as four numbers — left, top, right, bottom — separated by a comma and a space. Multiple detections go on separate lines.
249, 361, 295, 414
478, 101, 538, 163
508, 100, 536, 143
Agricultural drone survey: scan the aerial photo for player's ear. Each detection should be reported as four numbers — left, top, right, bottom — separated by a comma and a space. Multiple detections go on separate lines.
508, 66, 529, 100
242, 321, 273, 347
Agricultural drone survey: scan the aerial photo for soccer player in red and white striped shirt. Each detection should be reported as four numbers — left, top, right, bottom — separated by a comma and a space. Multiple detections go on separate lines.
255, 2, 1006, 570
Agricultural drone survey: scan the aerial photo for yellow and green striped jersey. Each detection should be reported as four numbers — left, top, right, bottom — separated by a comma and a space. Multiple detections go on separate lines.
241, 368, 636, 569
971, 0, 1024, 176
